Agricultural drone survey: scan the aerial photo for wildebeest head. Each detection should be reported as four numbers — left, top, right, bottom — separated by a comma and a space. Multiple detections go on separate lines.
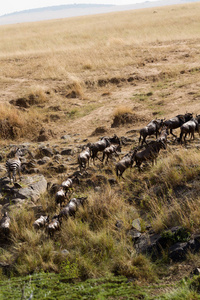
72, 175, 80, 185
184, 112, 193, 122
109, 134, 121, 145
153, 119, 165, 130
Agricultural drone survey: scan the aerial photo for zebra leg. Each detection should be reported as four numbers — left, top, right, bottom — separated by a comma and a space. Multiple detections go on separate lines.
18, 168, 21, 181
8, 171, 12, 184
13, 170, 16, 183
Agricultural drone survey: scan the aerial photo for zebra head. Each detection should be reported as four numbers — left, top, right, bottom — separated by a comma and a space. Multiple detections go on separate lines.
14, 148, 23, 158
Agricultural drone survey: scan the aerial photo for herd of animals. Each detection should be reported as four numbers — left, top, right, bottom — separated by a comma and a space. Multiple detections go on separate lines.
0, 112, 199, 237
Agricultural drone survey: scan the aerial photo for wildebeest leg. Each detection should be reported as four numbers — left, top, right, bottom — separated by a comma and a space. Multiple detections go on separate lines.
184, 133, 187, 144
102, 152, 105, 164
136, 162, 142, 172
156, 130, 158, 139
180, 132, 183, 144
191, 129, 195, 140
141, 136, 146, 146
96, 154, 103, 162
170, 128, 177, 138
139, 134, 142, 145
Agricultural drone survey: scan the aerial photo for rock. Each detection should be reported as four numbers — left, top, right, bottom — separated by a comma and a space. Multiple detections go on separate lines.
27, 168, 40, 174
169, 242, 189, 262
61, 135, 71, 140
108, 178, 118, 185
37, 134, 49, 142
127, 228, 141, 242
11, 198, 26, 205
37, 156, 51, 165
56, 164, 67, 173
90, 126, 108, 136
115, 220, 124, 231
85, 179, 95, 188
61, 249, 70, 255
53, 154, 62, 161
26, 160, 37, 168
10, 97, 30, 108
39, 147, 54, 157
95, 175, 108, 185
132, 218, 141, 232
61, 149, 74, 155
13, 175, 47, 202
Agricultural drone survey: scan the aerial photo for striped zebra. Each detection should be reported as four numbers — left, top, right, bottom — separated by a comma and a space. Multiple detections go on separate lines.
6, 148, 23, 183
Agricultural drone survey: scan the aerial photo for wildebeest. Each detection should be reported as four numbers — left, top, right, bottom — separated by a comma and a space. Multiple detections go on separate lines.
33, 215, 49, 230
89, 134, 120, 164
46, 215, 62, 236
179, 118, 200, 144
196, 114, 200, 124
115, 149, 138, 178
55, 187, 66, 206
61, 175, 79, 196
139, 119, 164, 146
0, 212, 10, 235
78, 146, 91, 172
59, 196, 87, 219
135, 139, 166, 171
102, 144, 121, 164
158, 126, 168, 145
164, 113, 193, 137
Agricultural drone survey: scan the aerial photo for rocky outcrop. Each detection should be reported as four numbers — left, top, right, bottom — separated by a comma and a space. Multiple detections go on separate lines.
0, 175, 47, 205
134, 227, 200, 262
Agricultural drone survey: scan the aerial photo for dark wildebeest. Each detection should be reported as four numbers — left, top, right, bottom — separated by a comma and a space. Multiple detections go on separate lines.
139, 119, 164, 146
196, 114, 200, 124
115, 149, 138, 178
164, 113, 193, 138
135, 139, 166, 171
102, 144, 121, 164
89, 134, 120, 165
78, 146, 91, 172
179, 118, 200, 144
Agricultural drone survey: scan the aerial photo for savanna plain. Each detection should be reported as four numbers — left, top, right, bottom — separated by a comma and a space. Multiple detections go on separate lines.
0, 2, 200, 299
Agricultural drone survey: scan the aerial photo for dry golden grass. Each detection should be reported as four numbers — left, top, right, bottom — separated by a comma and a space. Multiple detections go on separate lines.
0, 2, 200, 81
113, 106, 133, 117
0, 103, 42, 139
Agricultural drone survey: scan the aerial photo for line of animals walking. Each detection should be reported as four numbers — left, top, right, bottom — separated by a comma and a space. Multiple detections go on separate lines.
1, 112, 199, 237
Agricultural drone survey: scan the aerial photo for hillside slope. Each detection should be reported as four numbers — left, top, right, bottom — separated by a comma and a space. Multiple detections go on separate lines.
0, 3, 200, 298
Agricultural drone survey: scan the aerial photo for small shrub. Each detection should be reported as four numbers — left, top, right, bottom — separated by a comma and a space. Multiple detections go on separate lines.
26, 86, 49, 105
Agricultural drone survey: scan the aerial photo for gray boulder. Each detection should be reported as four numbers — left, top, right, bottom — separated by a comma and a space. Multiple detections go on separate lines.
13, 175, 47, 202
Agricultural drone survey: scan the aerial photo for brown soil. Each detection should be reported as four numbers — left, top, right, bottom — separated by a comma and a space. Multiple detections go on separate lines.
1, 39, 199, 142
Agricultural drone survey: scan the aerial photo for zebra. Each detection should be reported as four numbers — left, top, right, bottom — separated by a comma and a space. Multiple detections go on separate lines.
6, 148, 23, 183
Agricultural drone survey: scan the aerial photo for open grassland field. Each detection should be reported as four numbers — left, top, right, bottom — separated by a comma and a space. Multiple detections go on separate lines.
0, 2, 200, 299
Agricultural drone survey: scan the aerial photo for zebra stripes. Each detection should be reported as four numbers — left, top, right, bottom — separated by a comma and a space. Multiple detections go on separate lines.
6, 148, 22, 183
